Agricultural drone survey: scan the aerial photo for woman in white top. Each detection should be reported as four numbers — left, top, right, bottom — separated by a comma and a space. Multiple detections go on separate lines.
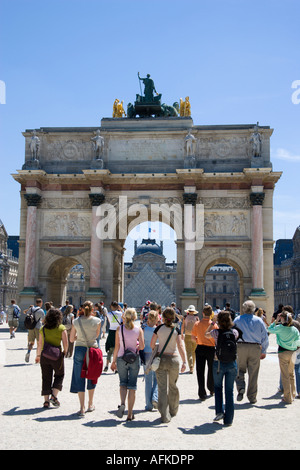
70, 301, 101, 417
150, 307, 186, 423
62, 304, 74, 358
104, 301, 124, 372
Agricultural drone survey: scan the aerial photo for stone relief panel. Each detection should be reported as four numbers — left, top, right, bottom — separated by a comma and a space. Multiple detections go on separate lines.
195, 134, 268, 160
204, 211, 249, 239
42, 211, 91, 238
26, 136, 94, 161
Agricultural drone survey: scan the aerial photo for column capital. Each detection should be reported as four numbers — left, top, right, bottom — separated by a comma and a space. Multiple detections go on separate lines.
89, 193, 105, 206
183, 192, 197, 206
24, 193, 42, 206
250, 192, 265, 206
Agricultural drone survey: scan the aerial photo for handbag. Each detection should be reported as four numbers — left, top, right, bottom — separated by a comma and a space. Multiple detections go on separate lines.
121, 325, 138, 364
42, 328, 61, 361
150, 327, 175, 372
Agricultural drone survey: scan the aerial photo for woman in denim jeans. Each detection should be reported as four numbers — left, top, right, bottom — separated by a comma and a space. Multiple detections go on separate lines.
70, 301, 101, 417
111, 308, 144, 421
142, 310, 159, 411
205, 310, 240, 427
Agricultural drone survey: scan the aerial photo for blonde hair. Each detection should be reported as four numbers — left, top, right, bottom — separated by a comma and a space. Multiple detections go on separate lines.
256, 308, 265, 318
83, 300, 93, 317
148, 310, 159, 325
124, 308, 137, 330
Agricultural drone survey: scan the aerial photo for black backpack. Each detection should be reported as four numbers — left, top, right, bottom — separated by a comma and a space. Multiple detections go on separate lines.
24, 307, 39, 330
216, 329, 237, 363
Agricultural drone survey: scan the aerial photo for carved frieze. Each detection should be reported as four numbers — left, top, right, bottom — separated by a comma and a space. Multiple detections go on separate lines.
33, 138, 94, 161
200, 196, 250, 209
204, 212, 249, 238
40, 198, 91, 209
42, 212, 91, 238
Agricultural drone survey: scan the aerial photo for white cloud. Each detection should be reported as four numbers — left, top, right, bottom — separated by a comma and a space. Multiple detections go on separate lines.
273, 148, 300, 162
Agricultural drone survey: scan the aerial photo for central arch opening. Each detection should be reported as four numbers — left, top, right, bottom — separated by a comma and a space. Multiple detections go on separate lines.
123, 221, 177, 310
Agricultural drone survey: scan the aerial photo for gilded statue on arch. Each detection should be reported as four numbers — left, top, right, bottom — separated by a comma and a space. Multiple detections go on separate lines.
179, 96, 191, 117
113, 99, 126, 118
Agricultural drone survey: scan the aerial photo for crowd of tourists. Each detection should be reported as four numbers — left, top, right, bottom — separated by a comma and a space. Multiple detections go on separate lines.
3, 297, 300, 426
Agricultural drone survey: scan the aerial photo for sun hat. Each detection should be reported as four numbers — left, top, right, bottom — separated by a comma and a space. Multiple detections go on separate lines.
184, 305, 198, 314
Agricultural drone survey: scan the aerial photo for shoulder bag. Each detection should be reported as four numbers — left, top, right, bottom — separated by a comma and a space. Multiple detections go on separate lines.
42, 328, 62, 361
121, 325, 138, 364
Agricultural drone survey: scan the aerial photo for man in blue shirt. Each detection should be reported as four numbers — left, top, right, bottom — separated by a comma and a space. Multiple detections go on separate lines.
234, 300, 269, 404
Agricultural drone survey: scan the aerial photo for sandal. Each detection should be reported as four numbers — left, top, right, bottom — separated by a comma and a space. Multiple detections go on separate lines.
126, 414, 135, 421
43, 401, 50, 409
50, 395, 60, 407
77, 410, 85, 417
86, 405, 95, 412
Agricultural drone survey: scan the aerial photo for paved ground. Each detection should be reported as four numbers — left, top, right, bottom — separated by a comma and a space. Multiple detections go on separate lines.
0, 322, 299, 452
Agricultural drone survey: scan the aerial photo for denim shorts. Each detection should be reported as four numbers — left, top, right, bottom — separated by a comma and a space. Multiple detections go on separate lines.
70, 346, 97, 393
117, 356, 140, 390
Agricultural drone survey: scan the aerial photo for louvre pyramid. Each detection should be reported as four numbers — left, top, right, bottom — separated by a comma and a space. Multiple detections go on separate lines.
124, 263, 176, 308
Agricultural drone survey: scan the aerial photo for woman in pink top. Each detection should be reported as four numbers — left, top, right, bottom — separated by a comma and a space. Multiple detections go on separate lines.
111, 308, 144, 421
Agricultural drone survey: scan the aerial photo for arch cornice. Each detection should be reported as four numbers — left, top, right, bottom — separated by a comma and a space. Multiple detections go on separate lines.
197, 250, 250, 280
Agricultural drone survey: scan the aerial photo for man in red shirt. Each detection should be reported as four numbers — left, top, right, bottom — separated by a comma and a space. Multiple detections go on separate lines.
192, 305, 218, 400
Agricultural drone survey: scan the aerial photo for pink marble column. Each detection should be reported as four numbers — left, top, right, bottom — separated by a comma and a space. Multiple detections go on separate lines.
89, 194, 105, 291
90, 205, 101, 288
250, 192, 265, 295
183, 192, 197, 293
24, 194, 41, 288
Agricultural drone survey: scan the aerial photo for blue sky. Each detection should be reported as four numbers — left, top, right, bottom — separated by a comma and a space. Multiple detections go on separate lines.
0, 0, 299, 262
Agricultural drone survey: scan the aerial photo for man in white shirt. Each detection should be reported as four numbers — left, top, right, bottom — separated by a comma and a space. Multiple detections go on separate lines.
6, 299, 21, 339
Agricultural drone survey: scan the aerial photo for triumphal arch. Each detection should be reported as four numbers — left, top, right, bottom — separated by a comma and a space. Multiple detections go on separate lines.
13, 75, 282, 318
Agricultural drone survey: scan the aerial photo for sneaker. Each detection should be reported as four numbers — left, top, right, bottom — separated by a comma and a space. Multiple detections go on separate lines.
237, 388, 245, 402
213, 413, 224, 422
116, 404, 125, 418
25, 352, 30, 363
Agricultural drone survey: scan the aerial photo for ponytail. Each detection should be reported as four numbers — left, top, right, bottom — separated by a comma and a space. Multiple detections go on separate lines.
83, 300, 93, 317
124, 308, 137, 330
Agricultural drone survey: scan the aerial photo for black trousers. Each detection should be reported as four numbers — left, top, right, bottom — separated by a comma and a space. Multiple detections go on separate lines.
40, 353, 65, 396
195, 345, 215, 399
